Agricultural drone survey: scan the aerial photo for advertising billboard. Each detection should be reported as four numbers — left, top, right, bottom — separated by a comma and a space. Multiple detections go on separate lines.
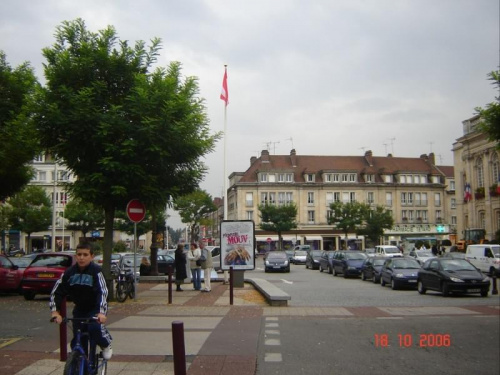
220, 220, 255, 271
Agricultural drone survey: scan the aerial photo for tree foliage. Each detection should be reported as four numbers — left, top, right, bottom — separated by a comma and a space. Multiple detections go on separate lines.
34, 19, 219, 282
359, 205, 394, 246
174, 190, 217, 243
64, 198, 105, 238
7, 186, 52, 252
476, 70, 500, 147
327, 201, 369, 246
0, 51, 40, 200
258, 203, 298, 250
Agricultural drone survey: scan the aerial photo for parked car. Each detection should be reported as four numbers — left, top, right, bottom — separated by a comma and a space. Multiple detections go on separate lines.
305, 250, 323, 270
21, 252, 75, 300
442, 252, 466, 260
293, 245, 311, 252
360, 256, 386, 283
318, 251, 335, 274
9, 254, 37, 269
290, 250, 307, 265
380, 257, 421, 290
264, 251, 290, 273
364, 248, 376, 257
417, 258, 490, 297
156, 254, 175, 274
0, 255, 24, 293
465, 244, 500, 276
332, 251, 367, 278
375, 245, 403, 258
408, 249, 435, 264
284, 250, 294, 261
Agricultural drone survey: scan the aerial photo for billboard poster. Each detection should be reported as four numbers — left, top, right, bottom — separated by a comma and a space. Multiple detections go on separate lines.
220, 220, 255, 270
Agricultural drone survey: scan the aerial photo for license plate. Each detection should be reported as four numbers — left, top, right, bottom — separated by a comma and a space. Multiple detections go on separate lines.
38, 273, 55, 278
467, 289, 480, 293
273, 266, 281, 269
408, 280, 417, 283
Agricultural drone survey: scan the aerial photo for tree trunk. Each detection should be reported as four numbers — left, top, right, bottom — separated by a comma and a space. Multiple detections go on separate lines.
149, 212, 159, 276
103, 204, 115, 299
278, 232, 283, 250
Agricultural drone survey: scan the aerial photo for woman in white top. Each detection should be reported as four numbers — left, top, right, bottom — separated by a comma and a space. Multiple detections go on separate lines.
187, 243, 202, 290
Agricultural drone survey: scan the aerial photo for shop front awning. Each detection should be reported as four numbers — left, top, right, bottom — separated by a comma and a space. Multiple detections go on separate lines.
304, 236, 323, 241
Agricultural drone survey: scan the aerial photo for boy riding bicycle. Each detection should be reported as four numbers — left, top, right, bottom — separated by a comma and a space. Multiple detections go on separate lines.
50, 243, 112, 360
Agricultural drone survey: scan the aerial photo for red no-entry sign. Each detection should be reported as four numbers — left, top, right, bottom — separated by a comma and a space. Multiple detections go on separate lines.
126, 199, 146, 223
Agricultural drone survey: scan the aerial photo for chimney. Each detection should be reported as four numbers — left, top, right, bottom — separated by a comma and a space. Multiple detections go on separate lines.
420, 154, 428, 160
290, 149, 297, 167
250, 156, 257, 165
261, 149, 270, 163
364, 150, 373, 166
428, 152, 435, 165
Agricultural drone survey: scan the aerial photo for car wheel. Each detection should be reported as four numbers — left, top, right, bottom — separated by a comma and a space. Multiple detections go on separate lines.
23, 291, 36, 301
381, 277, 386, 287
361, 272, 366, 281
286, 267, 290, 273
441, 282, 450, 297
343, 270, 348, 279
265, 268, 268, 273
305, 263, 309, 269
319, 265, 323, 272
417, 280, 426, 294
391, 279, 398, 290
480, 289, 488, 297
489, 267, 496, 277
328, 266, 333, 275
333, 267, 338, 276
372, 275, 378, 284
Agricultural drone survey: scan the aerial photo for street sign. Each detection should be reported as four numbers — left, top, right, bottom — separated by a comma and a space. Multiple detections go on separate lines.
126, 199, 146, 223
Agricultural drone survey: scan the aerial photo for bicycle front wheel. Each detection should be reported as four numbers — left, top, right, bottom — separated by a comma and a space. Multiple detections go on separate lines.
64, 351, 86, 375
116, 282, 127, 302
128, 282, 135, 299
96, 354, 108, 375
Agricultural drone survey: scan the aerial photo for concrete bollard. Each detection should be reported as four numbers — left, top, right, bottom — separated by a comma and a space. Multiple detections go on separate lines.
172, 321, 186, 375
492, 275, 498, 295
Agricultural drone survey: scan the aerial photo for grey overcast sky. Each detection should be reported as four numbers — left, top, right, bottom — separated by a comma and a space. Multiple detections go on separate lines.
1, 0, 498, 229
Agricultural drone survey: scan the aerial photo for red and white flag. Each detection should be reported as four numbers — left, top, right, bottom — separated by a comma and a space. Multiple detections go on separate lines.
220, 67, 228, 106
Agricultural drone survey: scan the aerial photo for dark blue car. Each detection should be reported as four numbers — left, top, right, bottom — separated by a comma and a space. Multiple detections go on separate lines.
360, 256, 386, 283
332, 251, 367, 278
318, 251, 336, 274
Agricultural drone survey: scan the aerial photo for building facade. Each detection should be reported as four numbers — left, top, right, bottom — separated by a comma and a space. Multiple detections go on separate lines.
226, 149, 455, 252
453, 115, 500, 242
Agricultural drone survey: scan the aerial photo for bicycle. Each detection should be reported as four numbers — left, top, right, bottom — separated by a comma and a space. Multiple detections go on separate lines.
51, 317, 108, 375
116, 268, 135, 302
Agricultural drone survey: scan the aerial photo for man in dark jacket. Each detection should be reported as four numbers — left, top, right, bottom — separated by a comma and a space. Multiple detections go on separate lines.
50, 243, 112, 359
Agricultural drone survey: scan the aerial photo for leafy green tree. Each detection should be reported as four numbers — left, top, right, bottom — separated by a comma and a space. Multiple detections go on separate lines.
169, 227, 183, 246
327, 201, 369, 249
258, 203, 298, 250
64, 198, 105, 238
476, 70, 500, 147
7, 186, 52, 252
359, 205, 394, 246
174, 190, 217, 243
0, 51, 40, 201
34, 19, 219, 285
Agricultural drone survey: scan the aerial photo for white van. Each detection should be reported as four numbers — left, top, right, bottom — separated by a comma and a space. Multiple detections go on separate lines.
465, 244, 500, 276
375, 245, 403, 258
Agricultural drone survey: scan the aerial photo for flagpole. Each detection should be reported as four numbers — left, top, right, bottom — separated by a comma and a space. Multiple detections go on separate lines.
223, 65, 228, 221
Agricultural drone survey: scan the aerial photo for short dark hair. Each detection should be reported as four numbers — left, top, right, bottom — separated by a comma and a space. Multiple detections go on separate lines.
191, 243, 198, 249
76, 243, 93, 255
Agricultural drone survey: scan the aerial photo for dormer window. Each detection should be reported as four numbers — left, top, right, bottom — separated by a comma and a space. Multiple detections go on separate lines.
260, 173, 267, 182
306, 174, 314, 182
365, 174, 374, 183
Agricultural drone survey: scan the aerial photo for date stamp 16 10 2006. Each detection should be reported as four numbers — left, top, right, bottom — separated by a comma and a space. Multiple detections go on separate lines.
374, 333, 451, 348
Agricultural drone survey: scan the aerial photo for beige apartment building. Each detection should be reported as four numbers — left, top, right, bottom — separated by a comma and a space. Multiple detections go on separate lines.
225, 149, 456, 252
453, 115, 500, 242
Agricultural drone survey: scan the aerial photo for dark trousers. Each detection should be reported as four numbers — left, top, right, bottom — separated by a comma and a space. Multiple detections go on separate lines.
71, 310, 112, 353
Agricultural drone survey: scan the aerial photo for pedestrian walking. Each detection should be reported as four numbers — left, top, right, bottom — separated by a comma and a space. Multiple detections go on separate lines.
199, 241, 213, 292
174, 244, 187, 291
140, 256, 151, 276
187, 243, 202, 290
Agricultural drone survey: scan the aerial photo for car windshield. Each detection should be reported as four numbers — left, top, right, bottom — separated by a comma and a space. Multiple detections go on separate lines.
416, 250, 433, 257
385, 247, 400, 254
441, 259, 477, 272
311, 250, 322, 257
9, 257, 32, 268
30, 255, 72, 267
392, 259, 421, 269
373, 259, 386, 266
365, 249, 375, 254
268, 252, 287, 260
491, 246, 500, 256
345, 252, 367, 260
294, 251, 307, 256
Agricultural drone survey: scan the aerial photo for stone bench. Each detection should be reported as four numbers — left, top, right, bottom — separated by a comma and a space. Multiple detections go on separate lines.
246, 277, 291, 306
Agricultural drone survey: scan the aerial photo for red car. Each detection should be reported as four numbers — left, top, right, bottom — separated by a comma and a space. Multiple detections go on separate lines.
0, 255, 24, 293
21, 252, 75, 300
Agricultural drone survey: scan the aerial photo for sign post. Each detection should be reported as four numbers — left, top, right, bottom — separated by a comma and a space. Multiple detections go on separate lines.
126, 199, 146, 301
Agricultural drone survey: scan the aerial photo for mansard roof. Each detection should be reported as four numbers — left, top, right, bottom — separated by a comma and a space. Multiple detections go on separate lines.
238, 150, 451, 184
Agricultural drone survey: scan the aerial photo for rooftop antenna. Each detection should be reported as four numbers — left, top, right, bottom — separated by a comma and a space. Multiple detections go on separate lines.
285, 137, 294, 149
429, 141, 434, 153
383, 143, 388, 154
271, 141, 280, 154
359, 146, 367, 153
388, 137, 396, 154
437, 154, 443, 164
264, 141, 271, 152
